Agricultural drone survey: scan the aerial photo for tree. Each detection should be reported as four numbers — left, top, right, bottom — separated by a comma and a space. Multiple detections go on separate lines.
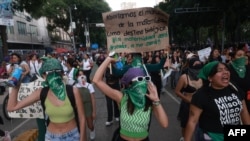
158, 0, 250, 50
38, 0, 111, 50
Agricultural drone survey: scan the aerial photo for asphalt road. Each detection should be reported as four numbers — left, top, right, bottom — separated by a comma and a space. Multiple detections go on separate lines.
0, 64, 183, 141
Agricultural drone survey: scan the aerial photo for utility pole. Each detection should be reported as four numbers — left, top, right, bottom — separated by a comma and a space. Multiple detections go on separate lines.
69, 5, 77, 53
84, 17, 90, 52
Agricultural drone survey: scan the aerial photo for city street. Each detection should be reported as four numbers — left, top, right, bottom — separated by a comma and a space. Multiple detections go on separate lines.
0, 64, 182, 141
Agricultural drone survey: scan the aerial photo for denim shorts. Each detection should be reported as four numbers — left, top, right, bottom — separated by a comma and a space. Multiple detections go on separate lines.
45, 128, 80, 141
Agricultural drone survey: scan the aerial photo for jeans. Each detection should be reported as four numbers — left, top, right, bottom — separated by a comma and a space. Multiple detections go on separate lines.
45, 128, 80, 141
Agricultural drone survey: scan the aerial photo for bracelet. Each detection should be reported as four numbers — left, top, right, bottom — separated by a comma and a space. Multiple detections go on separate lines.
152, 100, 161, 106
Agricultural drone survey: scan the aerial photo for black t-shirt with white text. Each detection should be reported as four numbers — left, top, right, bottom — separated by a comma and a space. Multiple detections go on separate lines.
192, 85, 244, 133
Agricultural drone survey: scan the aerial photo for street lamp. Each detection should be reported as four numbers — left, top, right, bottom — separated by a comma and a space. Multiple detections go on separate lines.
69, 4, 77, 53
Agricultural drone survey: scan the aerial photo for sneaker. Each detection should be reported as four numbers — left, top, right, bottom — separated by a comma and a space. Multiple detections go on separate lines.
105, 121, 113, 126
90, 129, 95, 140
115, 117, 119, 122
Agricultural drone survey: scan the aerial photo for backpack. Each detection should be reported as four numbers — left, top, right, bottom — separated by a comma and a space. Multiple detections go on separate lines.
40, 85, 80, 132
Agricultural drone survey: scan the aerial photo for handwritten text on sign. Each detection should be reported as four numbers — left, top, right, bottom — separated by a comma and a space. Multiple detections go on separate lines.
102, 7, 170, 53
8, 77, 44, 119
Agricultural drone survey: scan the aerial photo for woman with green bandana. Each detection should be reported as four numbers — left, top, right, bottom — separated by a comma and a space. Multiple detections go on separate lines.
184, 61, 250, 141
7, 57, 86, 141
93, 54, 168, 141
228, 49, 250, 113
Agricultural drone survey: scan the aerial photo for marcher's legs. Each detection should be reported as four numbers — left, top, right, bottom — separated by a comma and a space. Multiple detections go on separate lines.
105, 95, 114, 122
83, 70, 92, 83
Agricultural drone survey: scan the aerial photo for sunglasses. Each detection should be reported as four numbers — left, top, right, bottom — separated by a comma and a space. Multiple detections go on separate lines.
132, 76, 151, 82
45, 69, 62, 74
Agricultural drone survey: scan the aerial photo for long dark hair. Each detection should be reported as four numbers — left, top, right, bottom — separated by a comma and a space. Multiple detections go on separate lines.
11, 53, 22, 64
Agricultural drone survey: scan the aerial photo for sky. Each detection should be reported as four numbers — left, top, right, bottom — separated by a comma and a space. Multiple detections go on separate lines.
105, 0, 158, 11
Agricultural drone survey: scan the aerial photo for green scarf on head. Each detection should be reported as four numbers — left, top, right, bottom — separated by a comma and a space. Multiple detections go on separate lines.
122, 81, 148, 109
231, 57, 246, 78
198, 61, 219, 80
45, 72, 66, 101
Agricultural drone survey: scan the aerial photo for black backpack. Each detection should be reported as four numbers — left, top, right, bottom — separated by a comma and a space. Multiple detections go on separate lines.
40, 85, 80, 132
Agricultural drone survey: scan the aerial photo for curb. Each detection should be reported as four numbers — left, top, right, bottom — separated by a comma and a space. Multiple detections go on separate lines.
13, 129, 38, 141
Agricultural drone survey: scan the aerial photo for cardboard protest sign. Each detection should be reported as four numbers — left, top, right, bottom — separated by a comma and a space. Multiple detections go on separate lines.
102, 7, 169, 53
8, 76, 45, 119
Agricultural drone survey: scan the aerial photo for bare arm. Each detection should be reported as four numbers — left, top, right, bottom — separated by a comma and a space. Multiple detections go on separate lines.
184, 104, 202, 141
146, 82, 168, 128
90, 93, 96, 120
240, 100, 250, 124
7, 86, 41, 112
92, 57, 122, 103
73, 87, 86, 141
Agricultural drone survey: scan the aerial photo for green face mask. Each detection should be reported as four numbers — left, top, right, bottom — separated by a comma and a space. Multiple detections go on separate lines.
231, 57, 246, 78
46, 72, 66, 101
123, 81, 148, 109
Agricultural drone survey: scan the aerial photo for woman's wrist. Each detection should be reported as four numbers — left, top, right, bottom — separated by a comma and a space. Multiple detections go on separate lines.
152, 100, 161, 106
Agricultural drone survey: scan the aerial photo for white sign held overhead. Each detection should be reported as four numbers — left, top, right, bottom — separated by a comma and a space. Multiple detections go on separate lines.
197, 47, 211, 63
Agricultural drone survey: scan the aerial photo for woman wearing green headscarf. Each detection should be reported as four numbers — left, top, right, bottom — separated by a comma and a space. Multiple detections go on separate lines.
184, 61, 250, 141
93, 54, 168, 141
7, 57, 86, 141
228, 48, 250, 113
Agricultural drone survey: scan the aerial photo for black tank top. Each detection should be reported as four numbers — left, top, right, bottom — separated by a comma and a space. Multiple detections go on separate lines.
181, 75, 197, 93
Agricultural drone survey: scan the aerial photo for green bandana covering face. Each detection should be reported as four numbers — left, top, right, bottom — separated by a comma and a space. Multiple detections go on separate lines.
231, 57, 246, 78
123, 81, 147, 109
46, 72, 66, 101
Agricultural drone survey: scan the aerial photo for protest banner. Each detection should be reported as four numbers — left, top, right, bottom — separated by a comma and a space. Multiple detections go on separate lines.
8, 76, 44, 119
102, 7, 169, 53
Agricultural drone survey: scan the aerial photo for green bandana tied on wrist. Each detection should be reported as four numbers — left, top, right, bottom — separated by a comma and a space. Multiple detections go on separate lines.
231, 57, 246, 78
39, 57, 66, 101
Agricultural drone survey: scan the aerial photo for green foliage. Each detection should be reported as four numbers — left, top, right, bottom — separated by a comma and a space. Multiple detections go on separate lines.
14, 0, 111, 48
159, 0, 250, 48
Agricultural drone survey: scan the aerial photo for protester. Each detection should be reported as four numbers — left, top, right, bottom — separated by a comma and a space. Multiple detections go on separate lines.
65, 58, 79, 85
77, 53, 93, 83
184, 61, 250, 141
104, 66, 120, 126
207, 48, 222, 63
175, 53, 203, 141
93, 54, 168, 141
170, 50, 182, 89
7, 53, 31, 83
75, 69, 96, 140
228, 48, 250, 113
7, 57, 86, 141
28, 54, 41, 81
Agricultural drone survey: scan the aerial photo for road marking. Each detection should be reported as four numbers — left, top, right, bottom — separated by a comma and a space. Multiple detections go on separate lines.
9, 119, 31, 134
162, 88, 180, 104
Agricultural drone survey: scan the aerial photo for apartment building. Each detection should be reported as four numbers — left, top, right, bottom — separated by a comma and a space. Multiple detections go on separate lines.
6, 11, 72, 56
